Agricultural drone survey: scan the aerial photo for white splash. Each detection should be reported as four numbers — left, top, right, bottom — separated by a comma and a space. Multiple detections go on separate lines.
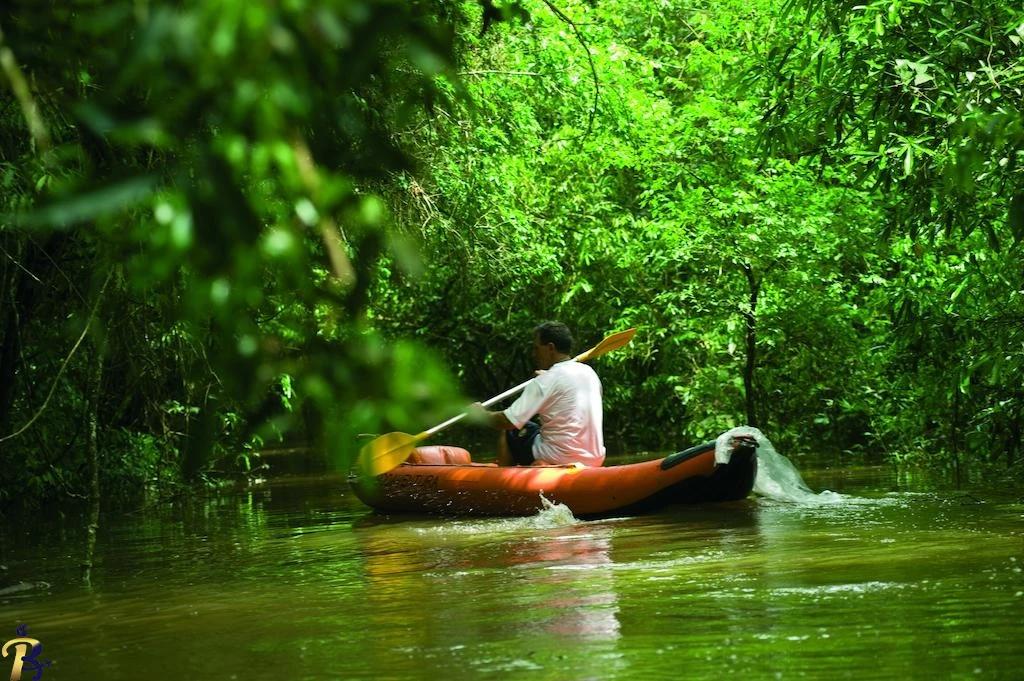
411, 493, 579, 535
532, 492, 579, 527
717, 426, 847, 504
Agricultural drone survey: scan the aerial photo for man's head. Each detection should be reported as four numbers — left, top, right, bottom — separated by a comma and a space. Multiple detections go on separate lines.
532, 321, 573, 369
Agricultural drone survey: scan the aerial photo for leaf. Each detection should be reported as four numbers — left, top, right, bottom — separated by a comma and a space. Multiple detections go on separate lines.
959, 371, 971, 396
1008, 193, 1024, 243
949, 279, 968, 302
982, 221, 1000, 251
14, 176, 158, 228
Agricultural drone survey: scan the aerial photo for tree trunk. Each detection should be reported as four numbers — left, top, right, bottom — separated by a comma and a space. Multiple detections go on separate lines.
81, 337, 105, 586
0, 241, 35, 435
0, 236, 58, 436
0, 269, 22, 434
951, 377, 962, 488
1006, 413, 1019, 469
741, 263, 761, 428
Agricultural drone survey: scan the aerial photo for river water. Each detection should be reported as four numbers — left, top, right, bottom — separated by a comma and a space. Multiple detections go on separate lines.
1, 456, 1022, 680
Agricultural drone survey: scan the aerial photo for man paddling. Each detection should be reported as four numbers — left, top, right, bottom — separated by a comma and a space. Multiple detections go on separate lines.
472, 321, 606, 467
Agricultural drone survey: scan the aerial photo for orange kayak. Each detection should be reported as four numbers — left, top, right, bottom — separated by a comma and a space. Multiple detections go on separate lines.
349, 435, 758, 517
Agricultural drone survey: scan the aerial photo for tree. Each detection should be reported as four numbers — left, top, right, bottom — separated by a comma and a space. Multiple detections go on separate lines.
750, 0, 1024, 244
0, 0, 471, 505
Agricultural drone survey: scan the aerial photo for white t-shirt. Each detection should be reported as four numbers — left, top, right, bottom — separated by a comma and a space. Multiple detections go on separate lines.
503, 360, 605, 466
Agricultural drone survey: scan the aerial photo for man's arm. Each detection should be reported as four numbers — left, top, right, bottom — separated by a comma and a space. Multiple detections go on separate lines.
470, 376, 546, 431
470, 403, 516, 430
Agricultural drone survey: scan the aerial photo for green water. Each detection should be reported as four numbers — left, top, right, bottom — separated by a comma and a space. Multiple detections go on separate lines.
1, 462, 1022, 680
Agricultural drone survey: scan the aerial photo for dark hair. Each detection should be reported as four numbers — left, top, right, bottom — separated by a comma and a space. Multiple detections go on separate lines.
534, 321, 573, 354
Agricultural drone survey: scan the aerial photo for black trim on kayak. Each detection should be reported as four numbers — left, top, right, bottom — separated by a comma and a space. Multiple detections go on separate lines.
660, 441, 716, 470
591, 446, 757, 518
666, 446, 757, 503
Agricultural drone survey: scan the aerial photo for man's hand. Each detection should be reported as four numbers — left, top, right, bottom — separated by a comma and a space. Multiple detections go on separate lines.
467, 402, 491, 426
467, 402, 515, 430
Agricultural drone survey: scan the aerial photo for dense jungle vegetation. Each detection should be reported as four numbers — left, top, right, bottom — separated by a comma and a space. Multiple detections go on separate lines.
1, 0, 1021, 510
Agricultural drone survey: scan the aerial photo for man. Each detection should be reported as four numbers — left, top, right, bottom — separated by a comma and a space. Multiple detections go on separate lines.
472, 321, 605, 467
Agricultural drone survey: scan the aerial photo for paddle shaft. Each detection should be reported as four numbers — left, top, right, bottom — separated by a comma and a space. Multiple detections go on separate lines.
421, 375, 534, 437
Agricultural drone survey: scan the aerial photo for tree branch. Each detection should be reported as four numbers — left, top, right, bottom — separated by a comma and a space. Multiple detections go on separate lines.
0, 271, 111, 443
539, 0, 599, 142
460, 70, 544, 77
0, 22, 52, 153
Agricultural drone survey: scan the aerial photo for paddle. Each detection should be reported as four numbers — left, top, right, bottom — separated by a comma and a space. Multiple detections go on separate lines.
356, 327, 637, 477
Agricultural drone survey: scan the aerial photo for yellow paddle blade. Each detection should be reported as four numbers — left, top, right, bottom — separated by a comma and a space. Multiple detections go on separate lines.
573, 327, 636, 363
357, 431, 422, 477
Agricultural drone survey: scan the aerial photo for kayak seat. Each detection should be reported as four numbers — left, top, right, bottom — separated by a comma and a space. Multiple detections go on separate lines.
408, 446, 473, 465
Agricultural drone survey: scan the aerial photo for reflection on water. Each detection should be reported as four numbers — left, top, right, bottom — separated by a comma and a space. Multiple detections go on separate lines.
1, 463, 1023, 680
353, 501, 622, 676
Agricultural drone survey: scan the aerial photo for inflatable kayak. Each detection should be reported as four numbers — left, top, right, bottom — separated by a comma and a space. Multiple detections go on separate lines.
349, 434, 758, 517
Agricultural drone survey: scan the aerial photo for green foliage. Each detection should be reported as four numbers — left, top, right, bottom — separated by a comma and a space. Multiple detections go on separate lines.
375, 0, 893, 455
751, 0, 1024, 243
747, 0, 1024, 466
0, 0, 471, 507
2, 0, 1021, 510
